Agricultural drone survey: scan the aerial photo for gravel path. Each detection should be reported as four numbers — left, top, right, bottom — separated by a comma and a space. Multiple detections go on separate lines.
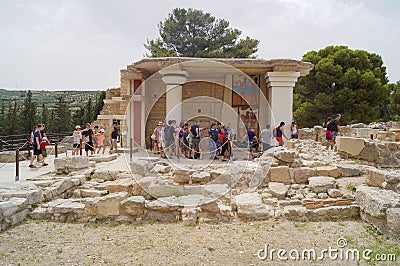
1, 219, 399, 265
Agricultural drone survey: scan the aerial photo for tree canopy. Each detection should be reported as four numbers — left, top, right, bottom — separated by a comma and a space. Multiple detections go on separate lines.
145, 8, 259, 58
294, 46, 390, 127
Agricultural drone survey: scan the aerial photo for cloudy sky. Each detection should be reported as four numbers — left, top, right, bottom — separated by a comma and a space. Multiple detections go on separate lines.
1, 0, 399, 90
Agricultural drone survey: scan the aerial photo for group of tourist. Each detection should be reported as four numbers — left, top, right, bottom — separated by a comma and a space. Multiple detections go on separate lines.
151, 119, 303, 161
325, 114, 342, 149
72, 121, 121, 156
29, 124, 49, 168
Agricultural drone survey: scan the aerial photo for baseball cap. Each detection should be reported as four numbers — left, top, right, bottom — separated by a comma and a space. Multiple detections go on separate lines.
86, 123, 91, 126
99, 128, 105, 133
336, 114, 341, 117
75, 125, 81, 129
195, 119, 201, 122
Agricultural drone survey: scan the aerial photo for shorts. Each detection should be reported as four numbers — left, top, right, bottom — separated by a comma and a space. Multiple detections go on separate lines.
192, 138, 200, 151
165, 139, 174, 148
85, 141, 94, 151
158, 139, 164, 148
32, 145, 42, 155
326, 131, 333, 141
262, 143, 271, 151
332, 131, 338, 142
73, 143, 80, 148
111, 139, 118, 147
276, 137, 283, 143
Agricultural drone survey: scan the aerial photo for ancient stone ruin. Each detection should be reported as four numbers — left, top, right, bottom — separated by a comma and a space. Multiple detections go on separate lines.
1, 124, 400, 242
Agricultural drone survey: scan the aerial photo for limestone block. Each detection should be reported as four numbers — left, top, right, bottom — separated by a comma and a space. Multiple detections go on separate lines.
327, 189, 342, 198
9, 209, 30, 226
191, 172, 211, 185
365, 168, 386, 188
96, 193, 127, 218
145, 197, 181, 211
202, 184, 229, 198
274, 149, 296, 163
181, 207, 198, 226
80, 189, 108, 198
308, 176, 336, 193
336, 163, 361, 177
386, 208, 400, 240
147, 183, 184, 198
384, 170, 400, 193
173, 169, 191, 184
55, 179, 75, 195
30, 207, 48, 219
268, 182, 288, 200
92, 169, 119, 182
106, 179, 136, 195
282, 205, 307, 219
336, 137, 365, 157
270, 166, 291, 185
210, 169, 226, 180
130, 160, 150, 176
234, 193, 273, 219
293, 167, 316, 184
54, 201, 85, 214
0, 201, 19, 217
120, 196, 145, 216
316, 166, 340, 178
355, 185, 400, 218
151, 163, 171, 174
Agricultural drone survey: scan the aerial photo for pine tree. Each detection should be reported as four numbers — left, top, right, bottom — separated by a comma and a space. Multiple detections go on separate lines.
92, 91, 106, 121
19, 90, 37, 134
84, 97, 93, 124
41, 103, 49, 127
54, 95, 71, 133
0, 101, 5, 135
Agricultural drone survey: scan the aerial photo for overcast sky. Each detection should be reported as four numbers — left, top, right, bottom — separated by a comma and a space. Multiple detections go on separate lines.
1, 0, 399, 90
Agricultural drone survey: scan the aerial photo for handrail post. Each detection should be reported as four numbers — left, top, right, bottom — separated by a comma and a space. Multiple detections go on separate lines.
130, 138, 133, 161
80, 138, 83, 156
55, 143, 58, 158
15, 149, 19, 181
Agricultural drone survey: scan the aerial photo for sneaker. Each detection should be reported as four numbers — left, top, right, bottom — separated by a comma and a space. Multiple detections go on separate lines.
42, 163, 48, 167
29, 164, 36, 168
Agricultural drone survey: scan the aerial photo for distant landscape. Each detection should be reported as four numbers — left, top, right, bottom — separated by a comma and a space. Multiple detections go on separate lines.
0, 89, 104, 109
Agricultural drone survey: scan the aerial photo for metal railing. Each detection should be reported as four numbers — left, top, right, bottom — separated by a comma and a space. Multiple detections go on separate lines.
0, 132, 72, 151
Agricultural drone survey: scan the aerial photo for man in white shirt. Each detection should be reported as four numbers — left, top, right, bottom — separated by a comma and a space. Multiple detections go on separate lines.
260, 124, 272, 152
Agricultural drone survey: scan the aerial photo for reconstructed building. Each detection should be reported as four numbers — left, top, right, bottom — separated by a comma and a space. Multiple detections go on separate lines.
95, 57, 313, 148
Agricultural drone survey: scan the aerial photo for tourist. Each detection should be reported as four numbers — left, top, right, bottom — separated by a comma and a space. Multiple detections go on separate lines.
92, 125, 99, 154
152, 123, 161, 154
190, 120, 201, 159
97, 128, 106, 154
164, 120, 175, 158
109, 121, 121, 155
208, 123, 219, 159
41, 137, 48, 157
219, 126, 231, 161
29, 124, 48, 168
158, 121, 166, 158
175, 121, 183, 159
241, 127, 258, 159
276, 122, 289, 146
72, 125, 81, 156
40, 124, 50, 144
290, 120, 299, 139
260, 124, 272, 152
227, 123, 236, 141
325, 117, 334, 150
182, 125, 191, 158
81, 123, 94, 156
331, 114, 342, 145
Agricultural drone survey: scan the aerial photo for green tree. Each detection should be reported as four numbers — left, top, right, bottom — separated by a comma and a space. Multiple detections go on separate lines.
19, 90, 37, 134
145, 8, 259, 58
84, 97, 93, 124
54, 95, 71, 133
41, 103, 49, 127
0, 101, 5, 135
294, 46, 389, 127
72, 105, 85, 129
92, 91, 106, 121
386, 81, 400, 120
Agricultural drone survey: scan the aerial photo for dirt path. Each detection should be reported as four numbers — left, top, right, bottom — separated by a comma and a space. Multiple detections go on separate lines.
1, 219, 399, 265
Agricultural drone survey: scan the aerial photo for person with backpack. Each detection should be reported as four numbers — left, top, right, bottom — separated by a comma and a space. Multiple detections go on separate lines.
276, 122, 289, 146
325, 117, 334, 150
208, 123, 219, 159
190, 120, 201, 159
164, 120, 175, 158
109, 121, 121, 155
331, 114, 342, 144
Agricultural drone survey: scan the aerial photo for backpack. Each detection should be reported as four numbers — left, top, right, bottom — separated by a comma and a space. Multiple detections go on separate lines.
165, 125, 174, 140
273, 127, 278, 137
210, 128, 219, 142
327, 121, 336, 131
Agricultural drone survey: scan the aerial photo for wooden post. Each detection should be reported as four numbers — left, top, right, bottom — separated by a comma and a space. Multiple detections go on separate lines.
120, 135, 123, 148
15, 149, 19, 181
315, 134, 319, 142
80, 139, 83, 156
55, 143, 58, 158
130, 138, 133, 161
370, 134, 374, 140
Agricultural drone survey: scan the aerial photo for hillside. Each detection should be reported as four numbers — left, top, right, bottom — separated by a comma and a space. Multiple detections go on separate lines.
0, 89, 105, 109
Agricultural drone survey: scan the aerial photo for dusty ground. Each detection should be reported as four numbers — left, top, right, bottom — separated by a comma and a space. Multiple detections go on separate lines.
0, 219, 399, 266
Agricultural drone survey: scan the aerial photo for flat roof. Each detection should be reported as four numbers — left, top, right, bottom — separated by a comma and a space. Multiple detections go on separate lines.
128, 57, 313, 76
